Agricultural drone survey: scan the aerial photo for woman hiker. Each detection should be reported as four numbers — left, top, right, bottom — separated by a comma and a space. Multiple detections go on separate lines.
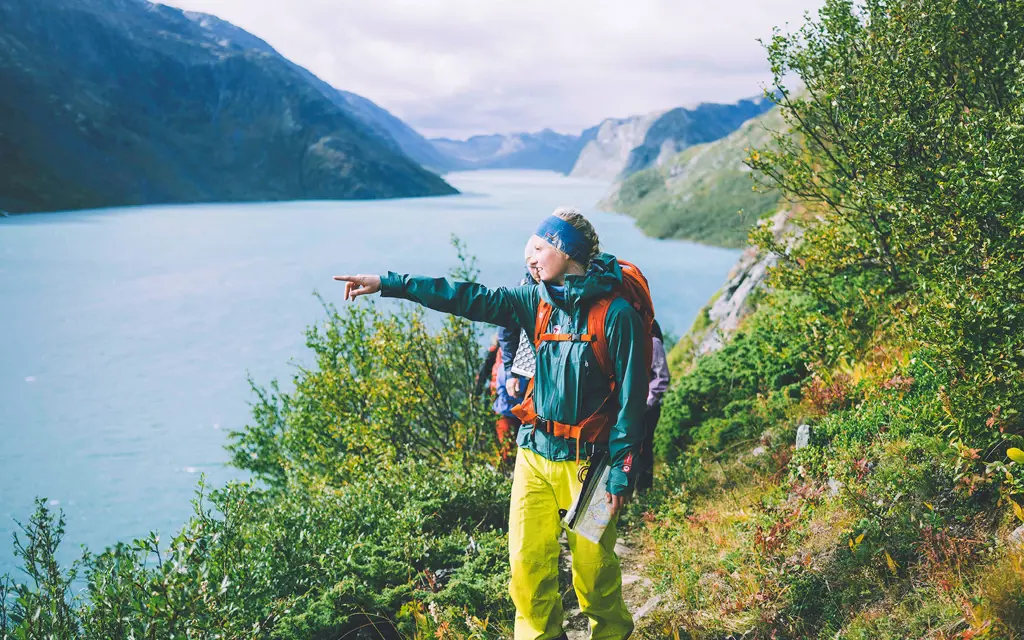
334, 207, 646, 640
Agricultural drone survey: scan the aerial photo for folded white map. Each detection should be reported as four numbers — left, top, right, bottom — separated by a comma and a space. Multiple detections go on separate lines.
562, 454, 612, 544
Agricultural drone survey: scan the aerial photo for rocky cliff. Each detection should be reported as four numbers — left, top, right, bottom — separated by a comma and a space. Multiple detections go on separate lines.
0, 0, 456, 214
680, 208, 801, 361
568, 112, 666, 181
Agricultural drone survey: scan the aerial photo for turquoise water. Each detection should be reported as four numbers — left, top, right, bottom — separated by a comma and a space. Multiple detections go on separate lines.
0, 170, 740, 577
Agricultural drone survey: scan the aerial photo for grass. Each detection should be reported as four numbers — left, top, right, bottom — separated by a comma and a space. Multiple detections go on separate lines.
627, 421, 1024, 639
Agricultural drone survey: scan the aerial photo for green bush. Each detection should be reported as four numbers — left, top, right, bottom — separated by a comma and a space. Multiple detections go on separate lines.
1, 461, 511, 639
749, 0, 1024, 451
231, 298, 496, 491
656, 291, 814, 461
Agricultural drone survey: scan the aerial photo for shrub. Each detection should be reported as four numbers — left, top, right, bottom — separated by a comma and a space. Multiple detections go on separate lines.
1, 460, 512, 639
749, 0, 1024, 451
656, 291, 814, 461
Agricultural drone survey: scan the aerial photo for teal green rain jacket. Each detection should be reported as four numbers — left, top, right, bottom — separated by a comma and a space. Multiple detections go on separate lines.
379, 253, 647, 495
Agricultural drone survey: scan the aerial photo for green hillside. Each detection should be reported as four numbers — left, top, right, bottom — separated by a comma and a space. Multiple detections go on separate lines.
608, 107, 786, 248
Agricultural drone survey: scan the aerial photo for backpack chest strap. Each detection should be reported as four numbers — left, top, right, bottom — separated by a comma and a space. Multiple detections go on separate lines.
538, 332, 595, 343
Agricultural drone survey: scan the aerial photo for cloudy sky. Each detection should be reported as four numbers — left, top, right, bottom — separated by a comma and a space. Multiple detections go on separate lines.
161, 0, 823, 139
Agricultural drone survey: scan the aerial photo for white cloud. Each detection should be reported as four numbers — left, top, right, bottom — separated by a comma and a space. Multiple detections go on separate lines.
160, 0, 823, 138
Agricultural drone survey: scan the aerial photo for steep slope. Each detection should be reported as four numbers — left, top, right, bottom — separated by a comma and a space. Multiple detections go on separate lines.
185, 11, 457, 173
0, 0, 456, 214
604, 107, 786, 248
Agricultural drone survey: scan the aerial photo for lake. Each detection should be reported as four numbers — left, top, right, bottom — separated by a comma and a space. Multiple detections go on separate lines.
0, 170, 740, 576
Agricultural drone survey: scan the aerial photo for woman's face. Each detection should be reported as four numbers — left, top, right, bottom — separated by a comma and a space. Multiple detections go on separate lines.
524, 234, 571, 284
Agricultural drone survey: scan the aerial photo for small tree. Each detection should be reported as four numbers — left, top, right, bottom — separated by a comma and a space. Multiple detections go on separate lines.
749, 0, 1024, 447
229, 237, 498, 489
1, 500, 80, 639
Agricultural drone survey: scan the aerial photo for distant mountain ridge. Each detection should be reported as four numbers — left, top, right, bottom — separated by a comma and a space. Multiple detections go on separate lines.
428, 97, 775, 181
621, 98, 774, 175
0, 0, 455, 214
430, 129, 595, 173
571, 97, 775, 181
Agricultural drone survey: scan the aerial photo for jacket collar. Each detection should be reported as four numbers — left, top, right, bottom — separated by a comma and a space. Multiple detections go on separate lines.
537, 253, 621, 310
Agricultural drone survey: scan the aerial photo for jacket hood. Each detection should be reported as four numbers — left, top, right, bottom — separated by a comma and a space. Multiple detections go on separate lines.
538, 252, 622, 309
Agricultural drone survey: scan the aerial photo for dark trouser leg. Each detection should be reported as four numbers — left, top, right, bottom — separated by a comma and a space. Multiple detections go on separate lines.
636, 404, 660, 492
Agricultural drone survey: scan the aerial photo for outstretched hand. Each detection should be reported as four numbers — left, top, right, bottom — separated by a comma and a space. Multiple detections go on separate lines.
332, 274, 382, 301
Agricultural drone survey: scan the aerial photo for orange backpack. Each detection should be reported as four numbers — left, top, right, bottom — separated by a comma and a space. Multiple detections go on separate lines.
511, 259, 656, 448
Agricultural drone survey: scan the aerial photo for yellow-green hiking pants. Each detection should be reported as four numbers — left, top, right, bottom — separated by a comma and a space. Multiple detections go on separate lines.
509, 448, 634, 640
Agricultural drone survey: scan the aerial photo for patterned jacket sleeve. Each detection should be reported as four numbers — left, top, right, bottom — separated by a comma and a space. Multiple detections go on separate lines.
647, 336, 670, 407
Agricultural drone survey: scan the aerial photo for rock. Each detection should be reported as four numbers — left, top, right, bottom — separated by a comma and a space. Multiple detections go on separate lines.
570, 112, 665, 181
633, 594, 663, 620
685, 207, 803, 357
827, 478, 843, 497
796, 424, 811, 449
1009, 525, 1024, 547
750, 446, 767, 457
614, 542, 634, 557
621, 573, 652, 587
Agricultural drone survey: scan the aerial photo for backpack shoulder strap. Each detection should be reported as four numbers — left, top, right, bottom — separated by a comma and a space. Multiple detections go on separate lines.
534, 300, 554, 346
586, 297, 615, 380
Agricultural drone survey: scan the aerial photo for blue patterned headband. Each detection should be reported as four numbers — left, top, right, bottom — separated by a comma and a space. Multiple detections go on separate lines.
535, 215, 591, 264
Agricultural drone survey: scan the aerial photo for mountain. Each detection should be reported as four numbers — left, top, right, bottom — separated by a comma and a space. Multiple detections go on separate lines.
621, 97, 775, 176
424, 97, 773, 179
330, 90, 457, 172
182, 11, 457, 173
568, 112, 667, 180
429, 129, 592, 173
569, 97, 775, 182
603, 106, 786, 248
0, 0, 456, 214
